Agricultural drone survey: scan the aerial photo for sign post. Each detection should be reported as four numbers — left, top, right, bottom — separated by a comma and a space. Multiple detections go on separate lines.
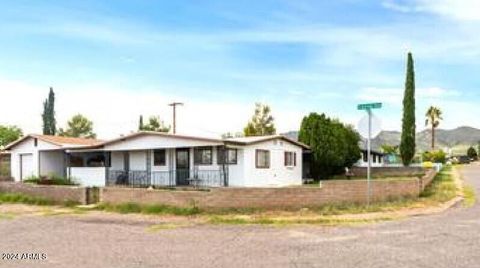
357, 102, 382, 206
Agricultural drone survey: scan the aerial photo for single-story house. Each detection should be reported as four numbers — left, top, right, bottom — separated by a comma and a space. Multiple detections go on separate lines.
5, 132, 309, 188
356, 149, 385, 167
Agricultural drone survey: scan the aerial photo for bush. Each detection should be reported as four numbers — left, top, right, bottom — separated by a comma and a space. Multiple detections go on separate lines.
23, 174, 78, 186
467, 146, 478, 160
298, 113, 361, 179
422, 150, 446, 164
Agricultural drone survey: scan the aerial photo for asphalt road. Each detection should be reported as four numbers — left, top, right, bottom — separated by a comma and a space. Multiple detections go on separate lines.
1, 165, 480, 268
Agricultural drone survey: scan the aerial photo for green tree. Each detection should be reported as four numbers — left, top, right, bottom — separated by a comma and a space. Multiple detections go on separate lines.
422, 150, 446, 164
58, 114, 96, 138
0, 125, 23, 148
298, 113, 361, 179
400, 52, 416, 166
467, 146, 478, 160
42, 87, 56, 135
139, 116, 170, 133
425, 106, 443, 150
244, 103, 276, 136
381, 144, 399, 155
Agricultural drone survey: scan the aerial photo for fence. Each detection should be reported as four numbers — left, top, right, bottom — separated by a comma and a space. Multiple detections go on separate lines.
106, 169, 228, 188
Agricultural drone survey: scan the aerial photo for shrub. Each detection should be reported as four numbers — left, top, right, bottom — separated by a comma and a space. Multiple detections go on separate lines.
23, 174, 78, 186
467, 147, 478, 160
422, 150, 446, 164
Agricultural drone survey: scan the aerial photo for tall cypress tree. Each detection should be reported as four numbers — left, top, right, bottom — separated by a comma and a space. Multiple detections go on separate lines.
400, 52, 416, 166
42, 87, 56, 135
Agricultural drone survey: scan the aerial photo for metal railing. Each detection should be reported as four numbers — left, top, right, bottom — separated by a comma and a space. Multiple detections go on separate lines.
106, 169, 228, 188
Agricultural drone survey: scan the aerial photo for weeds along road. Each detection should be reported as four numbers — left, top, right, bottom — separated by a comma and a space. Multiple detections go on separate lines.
0, 165, 479, 268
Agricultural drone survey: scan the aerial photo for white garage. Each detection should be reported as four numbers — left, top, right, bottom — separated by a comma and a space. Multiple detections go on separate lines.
5, 135, 102, 182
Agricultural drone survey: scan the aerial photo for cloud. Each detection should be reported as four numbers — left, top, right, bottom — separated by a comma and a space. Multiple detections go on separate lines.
357, 87, 461, 106
0, 77, 306, 139
383, 0, 480, 21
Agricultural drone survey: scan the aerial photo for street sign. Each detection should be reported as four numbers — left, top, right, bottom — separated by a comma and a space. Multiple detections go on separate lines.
358, 114, 382, 139
357, 102, 383, 206
357, 102, 382, 110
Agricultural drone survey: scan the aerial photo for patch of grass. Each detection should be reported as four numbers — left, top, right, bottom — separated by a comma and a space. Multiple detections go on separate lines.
0, 212, 15, 220
420, 166, 456, 203
96, 202, 201, 216
0, 192, 55, 206
147, 223, 191, 232
463, 185, 476, 208
0, 192, 81, 208
208, 215, 398, 226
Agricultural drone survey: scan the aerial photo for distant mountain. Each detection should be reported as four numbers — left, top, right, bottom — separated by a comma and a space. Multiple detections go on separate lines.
283, 126, 480, 154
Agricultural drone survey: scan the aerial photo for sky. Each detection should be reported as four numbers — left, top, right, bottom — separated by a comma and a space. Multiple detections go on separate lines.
1, 0, 480, 139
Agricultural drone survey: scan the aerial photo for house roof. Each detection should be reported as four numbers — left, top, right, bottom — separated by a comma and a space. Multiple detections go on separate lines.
65, 131, 225, 150
4, 134, 103, 150
6, 132, 310, 151
225, 135, 310, 149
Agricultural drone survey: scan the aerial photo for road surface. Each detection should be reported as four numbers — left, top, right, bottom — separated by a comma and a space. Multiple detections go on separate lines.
1, 165, 479, 268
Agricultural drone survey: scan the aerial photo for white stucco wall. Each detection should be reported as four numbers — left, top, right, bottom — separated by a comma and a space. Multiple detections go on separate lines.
129, 150, 147, 171
9, 137, 62, 181
39, 151, 64, 177
70, 167, 106, 186
103, 135, 223, 151
241, 139, 303, 187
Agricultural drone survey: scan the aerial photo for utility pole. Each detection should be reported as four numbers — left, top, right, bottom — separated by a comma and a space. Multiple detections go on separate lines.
169, 102, 183, 134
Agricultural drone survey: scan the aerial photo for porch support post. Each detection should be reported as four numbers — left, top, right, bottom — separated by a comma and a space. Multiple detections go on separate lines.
146, 150, 152, 186
104, 151, 110, 186
63, 152, 68, 179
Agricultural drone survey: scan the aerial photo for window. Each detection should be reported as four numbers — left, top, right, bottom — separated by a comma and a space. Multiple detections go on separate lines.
154, 149, 166, 166
34, 138, 38, 147
194, 147, 212, 165
255, 150, 270, 169
69, 152, 111, 167
363, 152, 368, 162
86, 153, 111, 167
217, 147, 237, 164
284, 151, 296, 167
69, 154, 84, 167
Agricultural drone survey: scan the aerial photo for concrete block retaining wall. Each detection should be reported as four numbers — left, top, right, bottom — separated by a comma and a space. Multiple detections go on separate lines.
0, 170, 437, 209
0, 182, 88, 205
101, 170, 437, 209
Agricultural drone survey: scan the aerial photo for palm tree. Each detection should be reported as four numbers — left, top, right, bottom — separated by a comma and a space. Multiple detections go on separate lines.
425, 106, 443, 150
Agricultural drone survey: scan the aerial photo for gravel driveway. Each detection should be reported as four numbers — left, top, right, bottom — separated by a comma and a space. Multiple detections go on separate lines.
1, 165, 479, 268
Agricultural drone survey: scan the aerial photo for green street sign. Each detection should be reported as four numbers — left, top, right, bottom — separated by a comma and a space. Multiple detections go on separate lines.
357, 102, 382, 110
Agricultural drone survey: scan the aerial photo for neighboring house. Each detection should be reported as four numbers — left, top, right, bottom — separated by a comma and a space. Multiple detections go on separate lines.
5, 132, 309, 188
356, 149, 385, 167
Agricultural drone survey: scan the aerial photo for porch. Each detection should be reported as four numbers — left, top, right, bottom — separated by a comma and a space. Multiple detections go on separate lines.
66, 146, 232, 188
106, 169, 228, 188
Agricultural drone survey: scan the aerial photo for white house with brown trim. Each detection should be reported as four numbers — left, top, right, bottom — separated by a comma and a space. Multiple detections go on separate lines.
5, 132, 308, 188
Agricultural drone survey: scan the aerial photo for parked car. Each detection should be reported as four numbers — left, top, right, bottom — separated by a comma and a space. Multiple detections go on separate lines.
458, 155, 471, 164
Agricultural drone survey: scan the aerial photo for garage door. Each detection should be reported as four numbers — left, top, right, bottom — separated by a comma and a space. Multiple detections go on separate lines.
20, 154, 34, 180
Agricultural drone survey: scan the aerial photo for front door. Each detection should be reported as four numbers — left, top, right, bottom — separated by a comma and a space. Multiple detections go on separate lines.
176, 149, 190, 185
